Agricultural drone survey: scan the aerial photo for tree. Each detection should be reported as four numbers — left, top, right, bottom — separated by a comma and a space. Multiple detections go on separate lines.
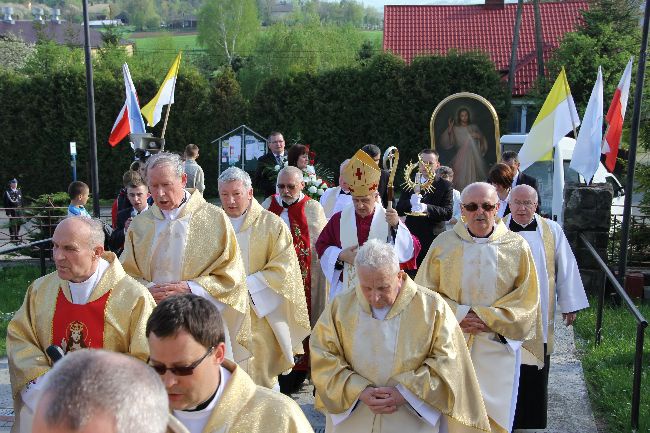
197, 0, 259, 68
0, 34, 35, 71
118, 0, 160, 31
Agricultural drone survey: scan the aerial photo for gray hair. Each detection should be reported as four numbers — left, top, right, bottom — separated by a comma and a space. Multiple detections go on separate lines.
340, 159, 350, 174
277, 166, 304, 183
509, 184, 538, 203
460, 182, 498, 202
145, 152, 184, 180
218, 167, 252, 190
354, 239, 400, 274
436, 166, 453, 178
40, 349, 168, 433
62, 216, 105, 249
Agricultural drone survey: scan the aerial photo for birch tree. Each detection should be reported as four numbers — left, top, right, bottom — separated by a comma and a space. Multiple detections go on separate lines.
197, 0, 259, 68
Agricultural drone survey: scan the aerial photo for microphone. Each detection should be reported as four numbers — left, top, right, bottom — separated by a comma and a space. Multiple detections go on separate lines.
46, 345, 65, 364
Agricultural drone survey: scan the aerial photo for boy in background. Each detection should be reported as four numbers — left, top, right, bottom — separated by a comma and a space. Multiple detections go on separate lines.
67, 181, 91, 218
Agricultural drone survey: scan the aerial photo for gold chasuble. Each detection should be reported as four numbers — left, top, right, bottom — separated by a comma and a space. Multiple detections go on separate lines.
261, 195, 328, 325
197, 360, 314, 433
233, 198, 311, 388
121, 190, 251, 361
310, 275, 491, 433
7, 252, 155, 421
415, 221, 542, 433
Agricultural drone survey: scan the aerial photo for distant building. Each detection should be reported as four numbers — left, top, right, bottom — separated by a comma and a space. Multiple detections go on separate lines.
270, 1, 293, 23
0, 7, 133, 54
166, 14, 197, 30
383, 0, 588, 133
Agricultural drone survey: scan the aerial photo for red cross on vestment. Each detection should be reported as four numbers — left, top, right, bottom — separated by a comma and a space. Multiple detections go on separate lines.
355, 167, 363, 180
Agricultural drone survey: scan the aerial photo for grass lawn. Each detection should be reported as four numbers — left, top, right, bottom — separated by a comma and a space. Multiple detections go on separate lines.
0, 266, 46, 357
573, 298, 650, 432
131, 33, 200, 51
130, 29, 383, 52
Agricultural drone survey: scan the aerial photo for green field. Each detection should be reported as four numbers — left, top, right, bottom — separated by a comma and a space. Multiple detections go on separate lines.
129, 29, 383, 52
131, 33, 200, 52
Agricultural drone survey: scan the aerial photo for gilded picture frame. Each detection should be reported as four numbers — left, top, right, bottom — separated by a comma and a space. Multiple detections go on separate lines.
430, 92, 501, 190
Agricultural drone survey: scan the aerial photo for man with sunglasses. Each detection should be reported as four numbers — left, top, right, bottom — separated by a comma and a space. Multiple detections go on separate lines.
146, 294, 314, 433
415, 182, 541, 433
504, 185, 589, 430
262, 165, 327, 393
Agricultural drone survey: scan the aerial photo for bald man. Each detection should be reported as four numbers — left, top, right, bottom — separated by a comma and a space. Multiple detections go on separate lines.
415, 182, 541, 433
505, 184, 589, 429
7, 217, 156, 433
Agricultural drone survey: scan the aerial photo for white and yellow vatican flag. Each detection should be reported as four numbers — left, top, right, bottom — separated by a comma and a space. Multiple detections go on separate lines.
141, 52, 182, 127
518, 67, 581, 171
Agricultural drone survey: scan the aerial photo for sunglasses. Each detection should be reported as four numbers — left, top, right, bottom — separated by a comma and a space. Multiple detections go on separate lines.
277, 183, 298, 191
462, 202, 497, 212
149, 346, 214, 376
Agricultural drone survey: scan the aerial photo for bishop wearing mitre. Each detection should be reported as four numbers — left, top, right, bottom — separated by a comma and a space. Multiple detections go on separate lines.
315, 149, 415, 299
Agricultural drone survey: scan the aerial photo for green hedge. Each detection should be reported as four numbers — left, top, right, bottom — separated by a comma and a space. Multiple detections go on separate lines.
249, 51, 510, 189
0, 66, 247, 199
0, 49, 508, 198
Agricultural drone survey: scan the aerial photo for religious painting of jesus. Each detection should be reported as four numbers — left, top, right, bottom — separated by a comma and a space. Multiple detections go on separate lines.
430, 92, 501, 191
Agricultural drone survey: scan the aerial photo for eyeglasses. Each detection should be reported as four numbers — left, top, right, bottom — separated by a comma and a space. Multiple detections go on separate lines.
462, 202, 497, 212
149, 346, 214, 376
510, 199, 537, 209
277, 183, 298, 191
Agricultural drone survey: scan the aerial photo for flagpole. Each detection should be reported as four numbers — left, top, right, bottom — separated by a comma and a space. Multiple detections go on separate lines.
81, 0, 100, 217
562, 68, 579, 139
160, 53, 181, 140
618, 0, 650, 320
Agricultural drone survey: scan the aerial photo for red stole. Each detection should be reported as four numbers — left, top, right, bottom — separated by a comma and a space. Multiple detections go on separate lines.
52, 288, 111, 354
268, 195, 312, 371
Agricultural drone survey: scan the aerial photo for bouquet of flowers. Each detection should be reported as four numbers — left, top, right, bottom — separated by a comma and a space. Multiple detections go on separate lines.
303, 171, 329, 200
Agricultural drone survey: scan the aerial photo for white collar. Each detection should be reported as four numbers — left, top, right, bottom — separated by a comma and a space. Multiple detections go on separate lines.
174, 366, 231, 419
161, 191, 190, 220
227, 209, 248, 232
68, 258, 110, 304
371, 305, 391, 320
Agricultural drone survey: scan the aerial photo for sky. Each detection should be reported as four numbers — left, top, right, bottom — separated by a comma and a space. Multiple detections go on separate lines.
363, 0, 519, 12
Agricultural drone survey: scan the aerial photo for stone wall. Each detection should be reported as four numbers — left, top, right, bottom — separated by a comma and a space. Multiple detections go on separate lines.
563, 182, 613, 295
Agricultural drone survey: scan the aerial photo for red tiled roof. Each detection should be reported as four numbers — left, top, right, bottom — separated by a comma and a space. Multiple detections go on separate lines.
383, 1, 588, 96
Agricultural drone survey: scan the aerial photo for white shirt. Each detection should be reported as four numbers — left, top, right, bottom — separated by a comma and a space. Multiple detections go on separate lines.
173, 366, 232, 433
69, 258, 110, 304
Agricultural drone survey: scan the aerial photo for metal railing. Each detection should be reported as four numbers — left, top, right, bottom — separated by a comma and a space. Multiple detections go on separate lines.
0, 238, 53, 276
609, 208, 650, 268
581, 233, 648, 432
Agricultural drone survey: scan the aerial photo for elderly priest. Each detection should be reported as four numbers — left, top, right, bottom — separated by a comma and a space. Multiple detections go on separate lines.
8, 217, 156, 433
121, 152, 250, 364
505, 184, 589, 429
310, 239, 491, 433
415, 182, 541, 433
217, 167, 311, 390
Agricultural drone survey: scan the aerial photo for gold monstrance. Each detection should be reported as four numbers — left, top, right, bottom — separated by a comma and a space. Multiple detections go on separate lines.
402, 156, 435, 217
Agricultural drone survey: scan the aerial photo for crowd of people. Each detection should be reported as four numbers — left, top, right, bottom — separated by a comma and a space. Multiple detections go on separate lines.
5, 131, 589, 433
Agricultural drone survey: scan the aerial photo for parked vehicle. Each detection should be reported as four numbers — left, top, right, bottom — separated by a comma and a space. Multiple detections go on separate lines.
500, 134, 625, 218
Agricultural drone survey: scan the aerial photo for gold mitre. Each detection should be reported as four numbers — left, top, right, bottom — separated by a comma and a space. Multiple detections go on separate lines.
342, 150, 381, 196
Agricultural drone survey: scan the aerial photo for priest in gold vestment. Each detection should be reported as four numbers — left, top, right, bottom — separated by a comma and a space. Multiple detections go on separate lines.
121, 152, 250, 364
147, 294, 314, 433
415, 182, 541, 433
311, 239, 491, 433
218, 167, 310, 390
7, 217, 155, 433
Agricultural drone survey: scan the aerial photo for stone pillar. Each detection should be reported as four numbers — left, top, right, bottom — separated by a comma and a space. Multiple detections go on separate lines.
562, 182, 613, 295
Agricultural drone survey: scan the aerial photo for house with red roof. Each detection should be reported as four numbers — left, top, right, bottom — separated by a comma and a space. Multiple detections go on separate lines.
383, 0, 588, 132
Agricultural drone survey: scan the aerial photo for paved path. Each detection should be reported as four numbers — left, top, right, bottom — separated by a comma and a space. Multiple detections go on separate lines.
0, 311, 597, 433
